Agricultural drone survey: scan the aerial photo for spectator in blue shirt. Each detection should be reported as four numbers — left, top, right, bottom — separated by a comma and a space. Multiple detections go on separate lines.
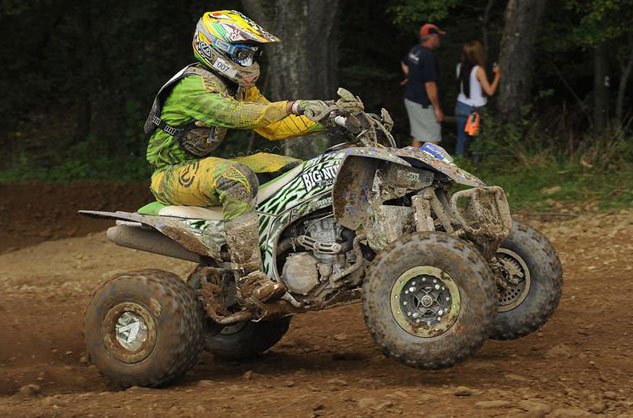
401, 23, 446, 148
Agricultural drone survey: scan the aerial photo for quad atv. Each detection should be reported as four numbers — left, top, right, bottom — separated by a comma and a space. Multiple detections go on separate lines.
81, 89, 563, 387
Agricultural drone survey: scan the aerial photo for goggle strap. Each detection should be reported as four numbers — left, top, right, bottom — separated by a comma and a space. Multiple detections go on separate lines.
211, 38, 259, 57
210, 38, 235, 55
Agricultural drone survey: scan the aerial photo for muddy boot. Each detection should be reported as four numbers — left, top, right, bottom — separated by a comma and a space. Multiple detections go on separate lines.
224, 212, 286, 303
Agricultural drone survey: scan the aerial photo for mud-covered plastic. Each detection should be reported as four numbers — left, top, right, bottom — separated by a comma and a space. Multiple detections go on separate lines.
450, 186, 512, 258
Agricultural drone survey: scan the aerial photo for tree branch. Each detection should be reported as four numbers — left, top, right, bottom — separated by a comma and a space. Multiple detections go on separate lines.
551, 62, 593, 127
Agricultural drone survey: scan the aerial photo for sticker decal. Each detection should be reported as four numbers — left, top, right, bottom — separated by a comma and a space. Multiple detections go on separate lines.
257, 152, 344, 275
213, 58, 238, 78
301, 164, 339, 191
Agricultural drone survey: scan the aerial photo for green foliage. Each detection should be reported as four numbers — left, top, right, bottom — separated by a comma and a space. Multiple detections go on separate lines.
122, 99, 149, 157
564, 0, 633, 46
0, 0, 47, 16
574, 128, 633, 171
543, 0, 633, 56
473, 112, 633, 170
388, 0, 461, 26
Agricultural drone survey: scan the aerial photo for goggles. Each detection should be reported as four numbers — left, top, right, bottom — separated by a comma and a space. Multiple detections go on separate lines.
230, 44, 261, 66
211, 38, 262, 67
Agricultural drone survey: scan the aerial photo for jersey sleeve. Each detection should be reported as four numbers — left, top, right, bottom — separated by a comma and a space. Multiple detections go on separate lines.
174, 76, 289, 129
243, 86, 326, 141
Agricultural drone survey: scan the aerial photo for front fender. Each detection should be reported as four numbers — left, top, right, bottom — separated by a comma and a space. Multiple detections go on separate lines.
331, 146, 485, 231
332, 147, 412, 230
392, 146, 485, 188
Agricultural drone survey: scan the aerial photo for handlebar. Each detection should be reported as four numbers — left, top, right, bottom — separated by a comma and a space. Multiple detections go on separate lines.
335, 111, 396, 148
313, 87, 397, 148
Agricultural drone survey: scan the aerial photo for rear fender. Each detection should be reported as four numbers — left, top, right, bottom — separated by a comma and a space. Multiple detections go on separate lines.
78, 210, 225, 259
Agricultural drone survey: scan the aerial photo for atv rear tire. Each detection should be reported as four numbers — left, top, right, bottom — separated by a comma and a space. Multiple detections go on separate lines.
363, 232, 496, 369
204, 317, 291, 360
84, 269, 204, 387
490, 221, 563, 340
186, 266, 291, 359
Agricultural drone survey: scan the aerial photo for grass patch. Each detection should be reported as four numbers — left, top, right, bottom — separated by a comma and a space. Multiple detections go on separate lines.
459, 115, 633, 213
476, 163, 633, 212
0, 154, 149, 183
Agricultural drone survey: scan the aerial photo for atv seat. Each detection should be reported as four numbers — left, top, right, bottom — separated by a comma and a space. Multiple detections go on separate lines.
138, 163, 304, 221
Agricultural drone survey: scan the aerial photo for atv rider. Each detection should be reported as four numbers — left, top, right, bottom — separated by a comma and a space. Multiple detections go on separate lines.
145, 10, 339, 305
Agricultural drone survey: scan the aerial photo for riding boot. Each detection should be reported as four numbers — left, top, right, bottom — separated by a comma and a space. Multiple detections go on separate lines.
224, 212, 286, 302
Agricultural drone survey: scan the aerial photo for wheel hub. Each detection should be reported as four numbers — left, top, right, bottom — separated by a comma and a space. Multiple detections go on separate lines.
390, 266, 461, 338
115, 312, 149, 352
419, 294, 434, 308
103, 302, 157, 363
496, 248, 531, 312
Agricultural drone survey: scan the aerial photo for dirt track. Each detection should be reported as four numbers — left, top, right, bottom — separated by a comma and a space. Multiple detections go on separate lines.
1, 184, 633, 417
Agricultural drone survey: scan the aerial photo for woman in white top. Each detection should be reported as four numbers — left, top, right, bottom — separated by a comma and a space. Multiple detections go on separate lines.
455, 40, 501, 157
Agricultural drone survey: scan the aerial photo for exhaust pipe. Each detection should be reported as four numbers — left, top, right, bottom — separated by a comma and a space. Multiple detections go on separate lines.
107, 225, 200, 263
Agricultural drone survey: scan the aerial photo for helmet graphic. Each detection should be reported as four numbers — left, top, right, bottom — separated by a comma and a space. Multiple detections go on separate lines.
193, 10, 280, 87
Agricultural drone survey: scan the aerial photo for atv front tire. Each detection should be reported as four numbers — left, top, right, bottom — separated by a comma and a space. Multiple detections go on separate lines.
363, 232, 497, 369
491, 221, 563, 340
84, 269, 204, 387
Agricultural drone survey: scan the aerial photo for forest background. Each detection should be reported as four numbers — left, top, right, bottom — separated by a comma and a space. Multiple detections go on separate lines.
1, 0, 632, 212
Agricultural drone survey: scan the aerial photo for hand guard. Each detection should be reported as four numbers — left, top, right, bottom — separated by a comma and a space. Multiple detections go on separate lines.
380, 108, 394, 132
335, 87, 364, 115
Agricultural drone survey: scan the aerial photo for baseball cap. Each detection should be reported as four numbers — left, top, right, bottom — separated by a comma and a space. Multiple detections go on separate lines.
420, 23, 446, 37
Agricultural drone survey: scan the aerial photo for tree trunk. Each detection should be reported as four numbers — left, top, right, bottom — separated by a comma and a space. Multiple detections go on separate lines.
593, 43, 610, 133
497, 0, 547, 123
73, 2, 94, 146
242, 0, 340, 156
482, 0, 496, 53
616, 34, 633, 127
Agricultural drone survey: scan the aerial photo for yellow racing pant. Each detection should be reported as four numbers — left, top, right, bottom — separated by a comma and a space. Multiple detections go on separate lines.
150, 153, 300, 221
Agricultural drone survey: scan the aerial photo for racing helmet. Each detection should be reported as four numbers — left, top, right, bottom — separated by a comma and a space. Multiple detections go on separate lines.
193, 10, 280, 87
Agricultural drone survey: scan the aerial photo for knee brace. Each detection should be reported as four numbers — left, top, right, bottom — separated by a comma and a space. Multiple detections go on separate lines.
215, 163, 259, 219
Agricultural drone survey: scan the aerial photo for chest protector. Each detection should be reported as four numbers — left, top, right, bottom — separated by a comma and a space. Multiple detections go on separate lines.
144, 64, 235, 158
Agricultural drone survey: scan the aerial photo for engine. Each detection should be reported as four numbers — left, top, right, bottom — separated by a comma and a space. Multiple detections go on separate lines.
280, 214, 358, 298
